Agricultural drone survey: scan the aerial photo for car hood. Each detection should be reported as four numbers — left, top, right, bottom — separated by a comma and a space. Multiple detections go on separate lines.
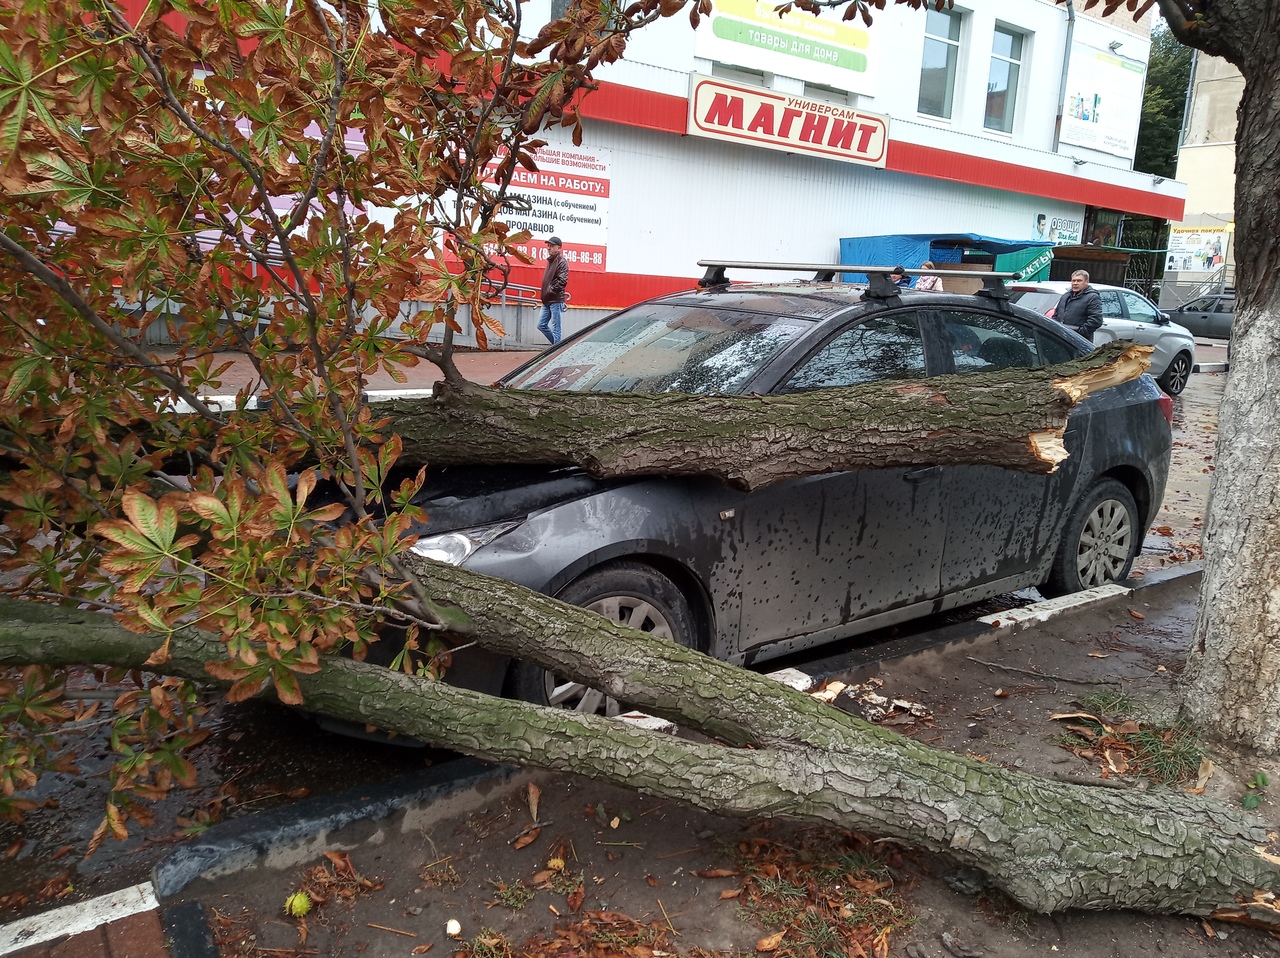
407, 464, 609, 534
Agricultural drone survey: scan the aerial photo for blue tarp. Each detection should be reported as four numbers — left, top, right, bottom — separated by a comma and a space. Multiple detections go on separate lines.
838, 234, 1054, 283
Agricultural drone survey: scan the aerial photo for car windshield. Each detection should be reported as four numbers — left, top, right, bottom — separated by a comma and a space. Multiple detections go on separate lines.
1008, 290, 1060, 315
503, 304, 811, 394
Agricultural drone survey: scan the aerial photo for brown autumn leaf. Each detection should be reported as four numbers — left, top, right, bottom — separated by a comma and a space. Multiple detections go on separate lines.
514, 827, 542, 849
693, 868, 738, 878
531, 869, 555, 885
645, 875, 657, 887
1129, 609, 1146, 620
1114, 720, 1142, 735
719, 888, 742, 899
757, 930, 786, 952
527, 782, 541, 822
568, 883, 584, 913
412, 945, 434, 954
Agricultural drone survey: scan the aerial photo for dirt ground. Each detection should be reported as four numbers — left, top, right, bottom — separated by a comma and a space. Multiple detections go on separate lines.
176, 570, 1280, 958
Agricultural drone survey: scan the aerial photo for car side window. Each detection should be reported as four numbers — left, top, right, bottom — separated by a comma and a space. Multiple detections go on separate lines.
1098, 290, 1124, 318
1185, 296, 1214, 311
1035, 330, 1077, 365
1121, 291, 1161, 323
780, 312, 926, 391
938, 309, 1040, 373
1217, 298, 1235, 314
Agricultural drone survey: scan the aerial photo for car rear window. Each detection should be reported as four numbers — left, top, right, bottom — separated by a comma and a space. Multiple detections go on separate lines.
502, 304, 810, 394
1008, 290, 1059, 315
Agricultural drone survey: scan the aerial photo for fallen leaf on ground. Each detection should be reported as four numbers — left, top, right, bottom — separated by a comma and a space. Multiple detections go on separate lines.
1129, 609, 1146, 620
693, 868, 738, 878
719, 888, 741, 899
757, 930, 785, 952
1087, 652, 1110, 659
412, 945, 434, 955
527, 782, 541, 822
514, 827, 541, 849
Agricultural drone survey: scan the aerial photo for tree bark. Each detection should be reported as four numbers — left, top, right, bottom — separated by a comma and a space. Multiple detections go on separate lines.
1183, 21, 1280, 749
3, 589, 1280, 919
378, 343, 1148, 489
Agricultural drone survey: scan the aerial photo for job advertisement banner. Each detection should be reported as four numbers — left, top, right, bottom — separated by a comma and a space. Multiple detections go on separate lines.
1060, 46, 1146, 160
492, 145, 611, 273
694, 0, 877, 96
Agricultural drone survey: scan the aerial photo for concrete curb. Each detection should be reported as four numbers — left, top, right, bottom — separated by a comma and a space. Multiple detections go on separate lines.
152, 757, 520, 899
803, 561, 1205, 689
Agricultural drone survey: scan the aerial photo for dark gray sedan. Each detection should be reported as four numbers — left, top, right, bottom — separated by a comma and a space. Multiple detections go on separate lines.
1168, 293, 1234, 339
408, 277, 1173, 713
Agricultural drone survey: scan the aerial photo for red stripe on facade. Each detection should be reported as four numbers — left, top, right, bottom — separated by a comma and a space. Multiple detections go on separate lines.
885, 141, 1185, 221
576, 82, 688, 134
581, 81, 1184, 220
506, 266, 696, 310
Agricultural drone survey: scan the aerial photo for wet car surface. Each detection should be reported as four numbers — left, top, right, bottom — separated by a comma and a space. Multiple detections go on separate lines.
407, 277, 1174, 706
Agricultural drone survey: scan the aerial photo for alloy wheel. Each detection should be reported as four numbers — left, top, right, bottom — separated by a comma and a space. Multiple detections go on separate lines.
543, 595, 675, 716
1075, 498, 1134, 588
1163, 355, 1191, 394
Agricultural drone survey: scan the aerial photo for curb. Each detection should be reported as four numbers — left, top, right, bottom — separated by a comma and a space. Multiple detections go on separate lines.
153, 757, 519, 898
1194, 361, 1228, 373
803, 561, 1204, 689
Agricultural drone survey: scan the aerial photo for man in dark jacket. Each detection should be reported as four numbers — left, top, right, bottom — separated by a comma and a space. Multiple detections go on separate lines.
1054, 270, 1104, 340
537, 236, 569, 345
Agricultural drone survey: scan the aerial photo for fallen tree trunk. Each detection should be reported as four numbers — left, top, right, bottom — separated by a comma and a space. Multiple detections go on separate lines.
3, 583, 1277, 920
364, 342, 1149, 488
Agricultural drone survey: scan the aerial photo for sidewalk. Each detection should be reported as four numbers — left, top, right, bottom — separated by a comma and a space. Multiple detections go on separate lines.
5, 564, 1240, 958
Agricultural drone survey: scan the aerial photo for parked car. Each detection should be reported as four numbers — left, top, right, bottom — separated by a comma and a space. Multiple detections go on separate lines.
1008, 281, 1196, 395
401, 267, 1173, 715
1167, 292, 1234, 340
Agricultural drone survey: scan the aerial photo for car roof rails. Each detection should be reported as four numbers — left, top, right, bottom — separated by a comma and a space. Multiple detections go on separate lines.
696, 260, 1023, 302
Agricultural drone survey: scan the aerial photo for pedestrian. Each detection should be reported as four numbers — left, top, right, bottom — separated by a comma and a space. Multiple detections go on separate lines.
891, 266, 911, 289
1053, 269, 1104, 340
915, 262, 944, 292
538, 236, 569, 345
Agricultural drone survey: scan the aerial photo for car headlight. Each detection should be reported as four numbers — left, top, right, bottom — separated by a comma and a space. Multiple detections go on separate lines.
407, 520, 523, 566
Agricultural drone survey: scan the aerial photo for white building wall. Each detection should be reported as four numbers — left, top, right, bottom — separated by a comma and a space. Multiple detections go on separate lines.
540, 121, 1084, 279
549, 0, 1154, 171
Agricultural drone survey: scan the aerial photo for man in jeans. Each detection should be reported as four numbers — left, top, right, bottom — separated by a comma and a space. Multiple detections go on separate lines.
1054, 269, 1104, 341
537, 236, 569, 345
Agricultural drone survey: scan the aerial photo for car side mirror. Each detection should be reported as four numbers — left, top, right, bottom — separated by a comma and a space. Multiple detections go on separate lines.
1158, 313, 1171, 325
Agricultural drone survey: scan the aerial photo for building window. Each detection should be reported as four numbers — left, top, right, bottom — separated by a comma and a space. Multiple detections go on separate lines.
984, 26, 1023, 133
711, 63, 769, 89
918, 8, 961, 119
803, 82, 851, 106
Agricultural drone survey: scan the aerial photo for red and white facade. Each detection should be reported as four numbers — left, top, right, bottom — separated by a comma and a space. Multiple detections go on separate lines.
503, 0, 1186, 328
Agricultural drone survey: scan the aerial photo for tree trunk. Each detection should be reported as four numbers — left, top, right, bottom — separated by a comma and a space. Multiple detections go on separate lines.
379, 343, 1147, 489
3, 588, 1279, 919
1183, 30, 1280, 749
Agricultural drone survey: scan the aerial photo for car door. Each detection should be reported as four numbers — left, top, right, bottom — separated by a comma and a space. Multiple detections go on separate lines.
1091, 288, 1138, 347
1122, 289, 1182, 375
1210, 296, 1235, 339
1175, 296, 1218, 337
725, 310, 947, 653
929, 307, 1086, 593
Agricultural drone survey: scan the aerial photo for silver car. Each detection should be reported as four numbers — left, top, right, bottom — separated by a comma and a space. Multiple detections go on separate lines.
1009, 281, 1196, 395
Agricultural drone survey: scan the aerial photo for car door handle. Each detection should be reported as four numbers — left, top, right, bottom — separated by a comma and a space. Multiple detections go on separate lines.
903, 466, 941, 482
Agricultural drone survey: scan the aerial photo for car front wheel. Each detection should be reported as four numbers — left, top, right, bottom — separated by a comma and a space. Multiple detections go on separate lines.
510, 561, 698, 715
1157, 351, 1193, 395
1042, 478, 1140, 597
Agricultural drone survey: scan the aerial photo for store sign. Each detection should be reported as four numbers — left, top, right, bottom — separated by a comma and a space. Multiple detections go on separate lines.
490, 145, 611, 272
1060, 46, 1146, 160
694, 0, 877, 96
1166, 227, 1230, 272
686, 76, 888, 167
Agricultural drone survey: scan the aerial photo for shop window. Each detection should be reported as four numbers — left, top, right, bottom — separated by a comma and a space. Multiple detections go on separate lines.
984, 25, 1023, 133
918, 8, 962, 119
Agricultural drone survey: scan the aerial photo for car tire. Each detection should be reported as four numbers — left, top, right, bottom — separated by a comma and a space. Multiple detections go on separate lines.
1157, 351, 1193, 395
1041, 478, 1141, 597
510, 561, 698, 715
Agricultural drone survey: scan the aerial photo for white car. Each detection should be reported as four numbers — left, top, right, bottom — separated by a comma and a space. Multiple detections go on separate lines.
1009, 281, 1196, 395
